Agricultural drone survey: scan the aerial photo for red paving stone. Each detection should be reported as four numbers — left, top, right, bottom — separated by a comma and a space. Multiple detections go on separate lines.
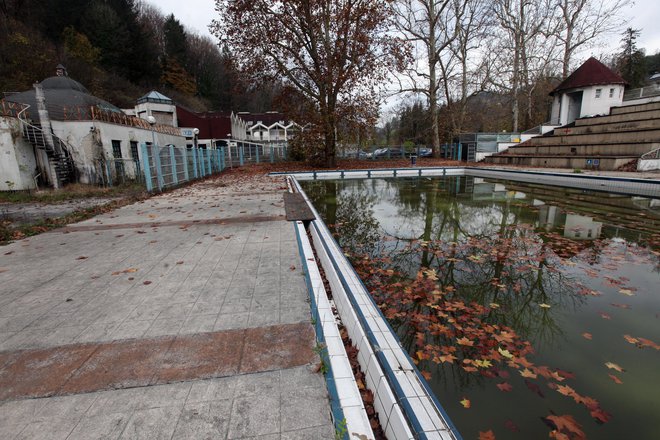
0, 345, 98, 400
58, 215, 285, 233
0, 322, 315, 402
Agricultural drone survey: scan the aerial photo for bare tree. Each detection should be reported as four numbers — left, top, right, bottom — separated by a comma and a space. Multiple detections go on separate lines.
212, 0, 406, 167
491, 0, 554, 132
394, 0, 461, 154
444, 0, 491, 136
554, 0, 631, 79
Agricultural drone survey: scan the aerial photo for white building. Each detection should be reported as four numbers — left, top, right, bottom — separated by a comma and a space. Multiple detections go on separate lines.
0, 68, 186, 190
550, 57, 627, 126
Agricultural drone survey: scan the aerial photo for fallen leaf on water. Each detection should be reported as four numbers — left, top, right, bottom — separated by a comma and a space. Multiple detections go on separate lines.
599, 312, 611, 320
545, 414, 584, 439
504, 420, 519, 433
519, 368, 537, 379
582, 332, 592, 340
608, 374, 623, 384
623, 334, 638, 344
478, 430, 495, 440
496, 382, 512, 392
605, 362, 624, 372
460, 398, 470, 408
539, 303, 551, 309
610, 303, 631, 309
457, 337, 474, 346
421, 371, 432, 380
498, 347, 513, 359
618, 289, 634, 296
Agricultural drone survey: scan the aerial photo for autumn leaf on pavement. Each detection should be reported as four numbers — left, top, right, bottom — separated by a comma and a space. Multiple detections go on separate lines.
478, 430, 495, 440
605, 362, 625, 372
460, 397, 470, 408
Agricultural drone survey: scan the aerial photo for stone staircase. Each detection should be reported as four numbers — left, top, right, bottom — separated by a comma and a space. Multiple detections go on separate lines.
484, 101, 660, 170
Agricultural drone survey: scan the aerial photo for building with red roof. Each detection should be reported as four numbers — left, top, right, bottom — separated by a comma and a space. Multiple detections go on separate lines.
550, 57, 627, 126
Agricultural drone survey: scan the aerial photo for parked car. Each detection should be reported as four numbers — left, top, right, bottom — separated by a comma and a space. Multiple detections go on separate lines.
374, 148, 405, 158
417, 147, 433, 157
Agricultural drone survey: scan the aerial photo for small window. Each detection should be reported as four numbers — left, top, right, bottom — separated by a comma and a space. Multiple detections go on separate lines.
595, 89, 602, 98
112, 140, 122, 158
130, 141, 139, 160
609, 88, 615, 98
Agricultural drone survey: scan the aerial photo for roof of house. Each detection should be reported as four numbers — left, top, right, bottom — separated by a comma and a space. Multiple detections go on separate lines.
137, 91, 173, 104
4, 76, 123, 120
551, 57, 626, 95
237, 112, 287, 126
176, 106, 231, 139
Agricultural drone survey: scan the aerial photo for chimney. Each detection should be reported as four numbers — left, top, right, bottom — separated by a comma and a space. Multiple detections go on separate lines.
55, 64, 67, 77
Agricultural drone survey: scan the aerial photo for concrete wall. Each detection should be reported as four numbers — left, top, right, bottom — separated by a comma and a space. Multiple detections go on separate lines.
638, 158, 660, 171
552, 85, 624, 125
51, 120, 186, 185
580, 84, 624, 117
0, 117, 38, 191
134, 102, 178, 127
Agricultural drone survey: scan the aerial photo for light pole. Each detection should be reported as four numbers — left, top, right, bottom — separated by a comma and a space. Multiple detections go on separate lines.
193, 128, 199, 149
147, 115, 156, 147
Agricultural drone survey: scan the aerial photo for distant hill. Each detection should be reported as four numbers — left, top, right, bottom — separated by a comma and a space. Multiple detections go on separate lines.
0, 0, 277, 112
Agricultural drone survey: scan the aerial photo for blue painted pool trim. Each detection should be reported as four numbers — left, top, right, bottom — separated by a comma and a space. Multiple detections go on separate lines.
311, 220, 463, 440
293, 222, 347, 440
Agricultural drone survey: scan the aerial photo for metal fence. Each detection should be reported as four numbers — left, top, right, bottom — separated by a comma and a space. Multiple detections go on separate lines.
336, 144, 464, 160
140, 143, 227, 192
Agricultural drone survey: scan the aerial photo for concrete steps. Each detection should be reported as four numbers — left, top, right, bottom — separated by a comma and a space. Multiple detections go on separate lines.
610, 101, 660, 115
483, 100, 660, 170
575, 109, 660, 126
497, 142, 657, 156
486, 155, 637, 170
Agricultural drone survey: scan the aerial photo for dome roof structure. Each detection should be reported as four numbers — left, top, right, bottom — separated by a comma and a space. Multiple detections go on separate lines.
3, 74, 123, 121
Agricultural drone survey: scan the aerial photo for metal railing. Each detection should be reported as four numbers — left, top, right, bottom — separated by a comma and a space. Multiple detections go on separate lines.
641, 147, 660, 160
623, 85, 660, 101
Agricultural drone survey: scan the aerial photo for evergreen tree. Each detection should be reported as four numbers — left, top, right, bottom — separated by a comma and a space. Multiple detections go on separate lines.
616, 28, 647, 88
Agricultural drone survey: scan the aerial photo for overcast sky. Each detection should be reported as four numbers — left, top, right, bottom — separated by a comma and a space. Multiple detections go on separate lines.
147, 0, 660, 55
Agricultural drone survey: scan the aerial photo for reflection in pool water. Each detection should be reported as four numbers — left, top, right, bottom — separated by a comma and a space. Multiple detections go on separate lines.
301, 176, 660, 440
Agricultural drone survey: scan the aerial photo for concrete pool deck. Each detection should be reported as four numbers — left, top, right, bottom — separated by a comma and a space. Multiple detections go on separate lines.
0, 173, 334, 439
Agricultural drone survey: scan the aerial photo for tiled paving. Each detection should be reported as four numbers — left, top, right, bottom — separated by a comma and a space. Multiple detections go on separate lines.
0, 174, 334, 439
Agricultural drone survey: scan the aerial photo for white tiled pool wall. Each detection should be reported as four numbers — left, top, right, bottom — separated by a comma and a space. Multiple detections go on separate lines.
467, 168, 660, 198
290, 177, 461, 440
293, 221, 374, 440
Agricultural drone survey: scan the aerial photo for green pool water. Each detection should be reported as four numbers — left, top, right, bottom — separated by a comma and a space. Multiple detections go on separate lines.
301, 176, 660, 440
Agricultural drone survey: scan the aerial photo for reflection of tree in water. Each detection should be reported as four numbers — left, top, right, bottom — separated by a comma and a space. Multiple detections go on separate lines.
334, 177, 585, 351
300, 176, 658, 436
